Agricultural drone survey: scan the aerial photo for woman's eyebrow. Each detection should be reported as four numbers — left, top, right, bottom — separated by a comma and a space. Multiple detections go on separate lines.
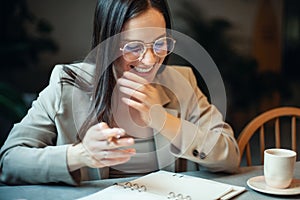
122, 33, 167, 43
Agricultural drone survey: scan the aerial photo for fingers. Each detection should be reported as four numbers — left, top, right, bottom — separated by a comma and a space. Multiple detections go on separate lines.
97, 122, 109, 130
90, 123, 126, 141
121, 97, 146, 112
85, 124, 135, 150
118, 72, 158, 107
119, 86, 147, 103
80, 122, 138, 168
99, 148, 136, 160
123, 71, 148, 85
105, 136, 135, 149
118, 71, 153, 94
82, 122, 135, 154
118, 77, 147, 93
88, 148, 136, 168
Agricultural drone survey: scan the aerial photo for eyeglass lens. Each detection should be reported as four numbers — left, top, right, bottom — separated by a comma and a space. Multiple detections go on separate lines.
122, 37, 175, 61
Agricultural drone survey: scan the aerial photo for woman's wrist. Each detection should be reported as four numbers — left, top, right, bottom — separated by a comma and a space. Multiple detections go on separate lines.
149, 105, 181, 141
149, 104, 168, 131
161, 113, 181, 139
67, 143, 86, 172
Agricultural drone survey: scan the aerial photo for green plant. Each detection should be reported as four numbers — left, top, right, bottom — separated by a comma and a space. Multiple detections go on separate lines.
0, 0, 58, 69
169, 2, 259, 109
0, 0, 57, 145
0, 83, 27, 121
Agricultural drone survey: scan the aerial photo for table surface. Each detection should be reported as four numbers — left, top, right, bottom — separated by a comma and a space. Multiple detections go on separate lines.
1, 162, 300, 200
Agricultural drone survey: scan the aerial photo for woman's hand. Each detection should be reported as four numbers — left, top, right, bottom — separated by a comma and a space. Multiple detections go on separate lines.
117, 71, 167, 130
67, 122, 135, 171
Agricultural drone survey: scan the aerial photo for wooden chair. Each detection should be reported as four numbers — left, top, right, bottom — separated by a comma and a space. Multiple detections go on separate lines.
237, 106, 300, 166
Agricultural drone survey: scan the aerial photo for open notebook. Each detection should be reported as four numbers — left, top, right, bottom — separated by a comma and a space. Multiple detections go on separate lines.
78, 170, 246, 200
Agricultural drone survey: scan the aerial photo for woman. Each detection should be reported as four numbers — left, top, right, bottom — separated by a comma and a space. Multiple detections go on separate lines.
0, 0, 240, 185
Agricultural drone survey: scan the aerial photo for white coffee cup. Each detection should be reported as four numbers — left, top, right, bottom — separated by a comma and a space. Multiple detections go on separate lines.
264, 148, 297, 189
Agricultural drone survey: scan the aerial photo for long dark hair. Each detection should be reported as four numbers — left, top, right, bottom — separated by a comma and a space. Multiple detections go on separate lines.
62, 0, 172, 142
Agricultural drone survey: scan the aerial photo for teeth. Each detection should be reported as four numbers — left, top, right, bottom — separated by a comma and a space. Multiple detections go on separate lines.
134, 66, 153, 73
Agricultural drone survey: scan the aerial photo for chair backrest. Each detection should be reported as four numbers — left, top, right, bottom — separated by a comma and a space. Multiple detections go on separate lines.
237, 106, 300, 166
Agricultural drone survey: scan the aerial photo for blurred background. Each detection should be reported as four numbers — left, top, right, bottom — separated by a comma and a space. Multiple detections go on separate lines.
0, 0, 299, 150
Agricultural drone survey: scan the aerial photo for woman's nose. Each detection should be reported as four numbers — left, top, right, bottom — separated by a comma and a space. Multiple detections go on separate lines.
140, 48, 157, 66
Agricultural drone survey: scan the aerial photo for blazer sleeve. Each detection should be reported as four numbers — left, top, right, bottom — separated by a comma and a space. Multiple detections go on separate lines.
0, 65, 78, 185
170, 67, 240, 173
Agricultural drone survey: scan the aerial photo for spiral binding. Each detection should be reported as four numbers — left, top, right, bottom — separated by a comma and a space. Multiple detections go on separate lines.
117, 182, 147, 192
172, 173, 184, 178
167, 192, 192, 200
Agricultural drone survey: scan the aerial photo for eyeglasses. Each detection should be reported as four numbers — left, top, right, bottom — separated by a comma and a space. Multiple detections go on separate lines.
120, 36, 176, 62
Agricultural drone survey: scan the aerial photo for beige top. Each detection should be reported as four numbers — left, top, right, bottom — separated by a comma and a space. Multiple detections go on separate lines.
0, 63, 240, 185
109, 137, 158, 178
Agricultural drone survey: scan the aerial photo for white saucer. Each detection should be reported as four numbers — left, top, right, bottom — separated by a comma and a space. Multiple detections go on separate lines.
247, 176, 300, 196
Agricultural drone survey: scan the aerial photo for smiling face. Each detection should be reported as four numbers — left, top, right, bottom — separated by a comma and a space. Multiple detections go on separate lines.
113, 8, 167, 82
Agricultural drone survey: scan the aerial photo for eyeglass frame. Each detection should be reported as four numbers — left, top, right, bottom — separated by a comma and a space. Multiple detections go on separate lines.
119, 36, 176, 62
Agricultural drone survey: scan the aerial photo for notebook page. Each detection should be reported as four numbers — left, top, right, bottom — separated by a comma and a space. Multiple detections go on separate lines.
180, 173, 246, 199
219, 185, 246, 200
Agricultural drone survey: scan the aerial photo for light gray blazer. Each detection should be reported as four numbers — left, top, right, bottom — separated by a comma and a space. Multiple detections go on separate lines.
0, 63, 240, 185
